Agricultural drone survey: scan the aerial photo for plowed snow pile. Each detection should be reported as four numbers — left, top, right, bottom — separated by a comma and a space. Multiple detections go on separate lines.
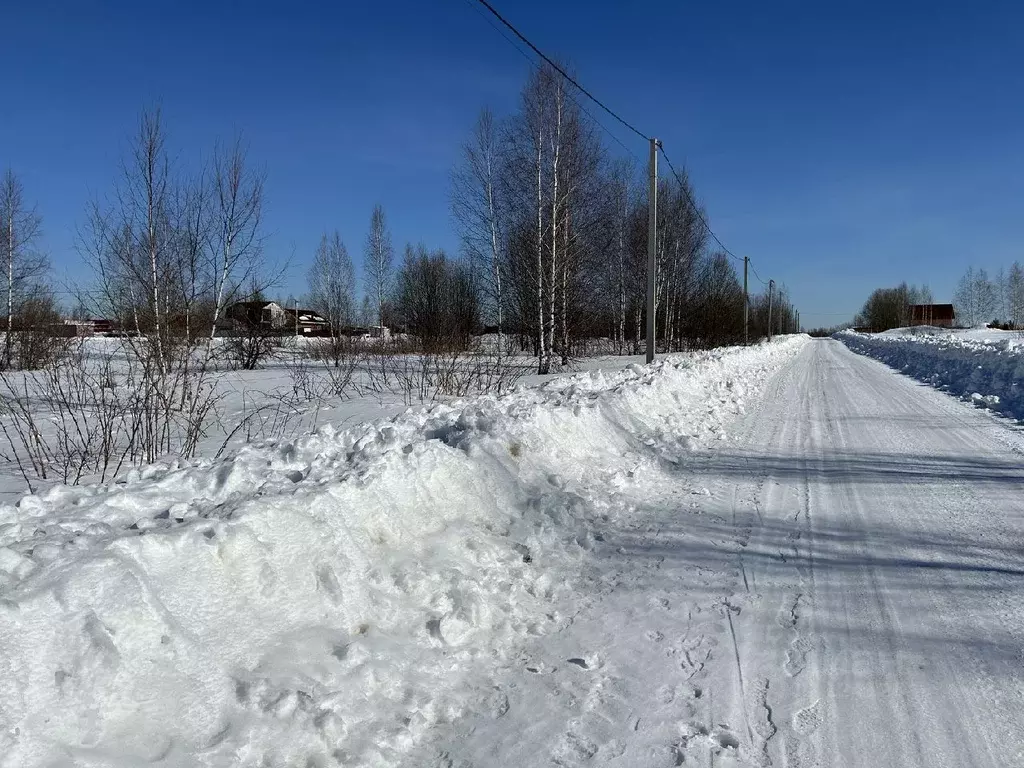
0, 337, 806, 768
838, 329, 1024, 419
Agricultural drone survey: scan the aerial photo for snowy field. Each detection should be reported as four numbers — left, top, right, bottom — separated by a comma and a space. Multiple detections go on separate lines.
0, 337, 808, 767
0, 335, 553, 502
838, 327, 1024, 420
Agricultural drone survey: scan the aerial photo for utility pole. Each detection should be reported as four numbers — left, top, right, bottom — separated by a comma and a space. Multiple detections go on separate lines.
743, 256, 749, 344
768, 279, 775, 342
645, 137, 658, 364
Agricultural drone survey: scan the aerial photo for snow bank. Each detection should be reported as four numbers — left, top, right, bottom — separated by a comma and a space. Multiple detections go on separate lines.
837, 329, 1024, 418
876, 325, 1019, 344
0, 336, 808, 768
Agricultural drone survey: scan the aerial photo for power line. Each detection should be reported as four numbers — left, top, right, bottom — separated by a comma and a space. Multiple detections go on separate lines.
659, 147, 744, 264
466, 0, 777, 294
471, 0, 651, 144
748, 261, 768, 287
462, 0, 638, 164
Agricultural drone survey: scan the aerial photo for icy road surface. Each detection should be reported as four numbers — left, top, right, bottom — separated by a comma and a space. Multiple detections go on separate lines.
416, 339, 1024, 767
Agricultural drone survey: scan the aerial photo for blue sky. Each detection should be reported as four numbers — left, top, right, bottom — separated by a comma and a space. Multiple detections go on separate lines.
2, 0, 1023, 329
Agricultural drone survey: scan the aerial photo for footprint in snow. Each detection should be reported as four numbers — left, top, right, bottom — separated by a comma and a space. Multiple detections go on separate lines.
785, 636, 814, 677
674, 723, 743, 765
793, 699, 823, 736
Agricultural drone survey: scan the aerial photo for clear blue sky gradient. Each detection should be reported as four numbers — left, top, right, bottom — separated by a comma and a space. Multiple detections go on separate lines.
3, 0, 1023, 329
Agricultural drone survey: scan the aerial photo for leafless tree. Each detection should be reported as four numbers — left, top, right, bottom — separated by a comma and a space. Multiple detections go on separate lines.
1008, 261, 1024, 328
208, 136, 266, 343
954, 267, 996, 327
452, 107, 506, 358
79, 108, 178, 369
75, 107, 275, 462
995, 266, 1009, 324
364, 204, 393, 330
605, 159, 636, 353
308, 231, 355, 329
0, 169, 49, 369
500, 64, 607, 372
394, 244, 478, 352
308, 231, 356, 364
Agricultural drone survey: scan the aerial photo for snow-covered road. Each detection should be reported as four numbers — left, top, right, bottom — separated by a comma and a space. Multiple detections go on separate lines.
417, 339, 1024, 767
4, 337, 1023, 767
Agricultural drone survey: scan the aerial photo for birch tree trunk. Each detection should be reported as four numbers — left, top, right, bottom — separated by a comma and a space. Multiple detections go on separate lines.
6, 216, 12, 368
486, 163, 503, 361
560, 204, 570, 367
535, 128, 547, 375
547, 82, 563, 374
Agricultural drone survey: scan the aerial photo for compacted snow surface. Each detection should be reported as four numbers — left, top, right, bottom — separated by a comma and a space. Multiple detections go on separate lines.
4, 336, 1024, 768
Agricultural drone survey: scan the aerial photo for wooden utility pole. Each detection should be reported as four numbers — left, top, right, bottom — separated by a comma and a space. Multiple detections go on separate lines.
768, 279, 775, 342
645, 138, 658, 364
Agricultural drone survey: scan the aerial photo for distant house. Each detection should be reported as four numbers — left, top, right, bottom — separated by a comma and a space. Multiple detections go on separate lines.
225, 301, 288, 330
335, 324, 392, 340
56, 318, 116, 337
282, 307, 330, 335
222, 301, 331, 335
910, 304, 956, 328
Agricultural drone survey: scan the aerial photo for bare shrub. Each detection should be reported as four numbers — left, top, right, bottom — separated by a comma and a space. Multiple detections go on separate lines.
8, 287, 70, 371
0, 334, 233, 491
425, 346, 528, 398
222, 324, 280, 370
212, 388, 312, 460
306, 335, 362, 398
358, 337, 526, 406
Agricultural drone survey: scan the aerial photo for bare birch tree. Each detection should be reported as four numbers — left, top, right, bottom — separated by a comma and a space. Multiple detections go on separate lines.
308, 231, 356, 361
1009, 261, 1024, 328
452, 107, 506, 358
208, 136, 265, 343
606, 159, 635, 353
0, 169, 48, 369
76, 107, 275, 461
364, 204, 393, 330
449, 63, 755, 358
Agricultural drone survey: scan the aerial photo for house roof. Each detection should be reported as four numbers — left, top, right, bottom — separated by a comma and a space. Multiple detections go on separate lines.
282, 308, 327, 322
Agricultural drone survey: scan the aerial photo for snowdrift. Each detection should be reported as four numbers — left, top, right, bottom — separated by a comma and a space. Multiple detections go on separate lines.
0, 337, 807, 768
837, 329, 1024, 419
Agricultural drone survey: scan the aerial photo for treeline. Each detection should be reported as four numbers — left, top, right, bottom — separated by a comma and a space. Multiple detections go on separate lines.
856, 265, 1024, 334
449, 64, 793, 372
953, 265, 1024, 328
854, 283, 934, 332
2, 64, 795, 378
334, 64, 796, 372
